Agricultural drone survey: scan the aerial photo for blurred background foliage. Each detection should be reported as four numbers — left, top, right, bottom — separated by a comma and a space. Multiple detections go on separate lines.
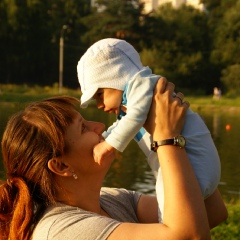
0, 0, 239, 96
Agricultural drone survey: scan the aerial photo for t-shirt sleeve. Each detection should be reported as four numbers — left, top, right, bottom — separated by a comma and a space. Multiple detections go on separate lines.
32, 188, 142, 240
44, 211, 121, 240
100, 188, 141, 222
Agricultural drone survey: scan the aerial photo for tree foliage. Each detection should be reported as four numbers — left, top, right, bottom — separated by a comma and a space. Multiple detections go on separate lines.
80, 0, 145, 50
0, 0, 239, 94
207, 0, 240, 94
0, 0, 90, 87
140, 4, 214, 93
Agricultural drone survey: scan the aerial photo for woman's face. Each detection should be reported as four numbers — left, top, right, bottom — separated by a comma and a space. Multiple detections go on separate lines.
62, 111, 114, 175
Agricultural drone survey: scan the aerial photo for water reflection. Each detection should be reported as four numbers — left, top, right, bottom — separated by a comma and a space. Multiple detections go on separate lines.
212, 111, 221, 140
0, 103, 240, 201
192, 107, 240, 201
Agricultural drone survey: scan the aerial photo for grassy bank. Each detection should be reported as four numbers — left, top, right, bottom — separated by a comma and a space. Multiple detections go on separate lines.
1, 84, 240, 238
1, 83, 240, 108
0, 83, 80, 102
211, 201, 240, 240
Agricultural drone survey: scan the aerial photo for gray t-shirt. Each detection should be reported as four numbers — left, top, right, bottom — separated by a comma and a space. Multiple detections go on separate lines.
32, 187, 141, 240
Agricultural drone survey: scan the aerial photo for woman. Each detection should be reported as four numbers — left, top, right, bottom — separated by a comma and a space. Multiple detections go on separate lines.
0, 78, 227, 240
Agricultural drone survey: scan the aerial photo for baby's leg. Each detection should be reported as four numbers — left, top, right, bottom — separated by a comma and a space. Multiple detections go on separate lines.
138, 109, 221, 224
185, 133, 220, 197
204, 189, 228, 228
182, 109, 221, 198
155, 109, 221, 223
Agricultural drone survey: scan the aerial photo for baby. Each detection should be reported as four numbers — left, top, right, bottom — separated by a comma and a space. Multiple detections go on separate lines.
77, 38, 221, 222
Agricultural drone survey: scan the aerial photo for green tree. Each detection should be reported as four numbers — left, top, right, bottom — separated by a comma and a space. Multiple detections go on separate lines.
0, 0, 54, 84
141, 4, 213, 93
0, 0, 91, 88
221, 64, 240, 96
48, 0, 91, 88
80, 0, 145, 50
210, 0, 240, 94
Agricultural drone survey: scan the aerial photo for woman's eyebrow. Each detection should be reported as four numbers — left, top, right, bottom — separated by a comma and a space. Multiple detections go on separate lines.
78, 116, 83, 124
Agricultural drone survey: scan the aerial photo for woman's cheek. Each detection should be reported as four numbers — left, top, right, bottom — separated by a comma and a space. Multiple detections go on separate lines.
80, 132, 100, 154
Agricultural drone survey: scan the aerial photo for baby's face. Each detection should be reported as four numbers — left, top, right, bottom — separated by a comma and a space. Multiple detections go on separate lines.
93, 88, 123, 115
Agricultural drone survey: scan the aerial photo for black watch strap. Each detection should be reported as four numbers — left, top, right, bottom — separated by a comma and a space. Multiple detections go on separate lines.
151, 139, 174, 152
151, 135, 186, 152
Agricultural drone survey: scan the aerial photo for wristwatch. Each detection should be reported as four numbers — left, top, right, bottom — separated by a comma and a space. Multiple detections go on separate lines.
151, 135, 186, 152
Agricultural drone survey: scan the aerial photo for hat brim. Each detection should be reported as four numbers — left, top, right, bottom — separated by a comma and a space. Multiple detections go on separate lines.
80, 87, 98, 108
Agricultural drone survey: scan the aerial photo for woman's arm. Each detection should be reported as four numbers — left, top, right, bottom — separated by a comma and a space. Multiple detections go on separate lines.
107, 78, 211, 240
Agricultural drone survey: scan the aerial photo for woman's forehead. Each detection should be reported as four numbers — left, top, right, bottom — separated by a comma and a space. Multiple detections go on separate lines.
73, 111, 87, 124
73, 110, 82, 120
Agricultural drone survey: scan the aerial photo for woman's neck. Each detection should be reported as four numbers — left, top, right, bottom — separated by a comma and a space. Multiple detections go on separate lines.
55, 175, 103, 214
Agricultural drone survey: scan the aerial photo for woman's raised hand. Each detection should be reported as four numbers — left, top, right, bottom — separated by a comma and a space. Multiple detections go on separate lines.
144, 77, 189, 140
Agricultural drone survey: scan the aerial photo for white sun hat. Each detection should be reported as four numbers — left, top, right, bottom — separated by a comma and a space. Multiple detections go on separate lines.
77, 38, 143, 108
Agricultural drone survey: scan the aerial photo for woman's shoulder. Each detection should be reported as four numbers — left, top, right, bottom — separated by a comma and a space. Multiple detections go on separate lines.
100, 187, 141, 206
32, 188, 141, 239
100, 187, 141, 199
100, 187, 141, 222
32, 203, 119, 240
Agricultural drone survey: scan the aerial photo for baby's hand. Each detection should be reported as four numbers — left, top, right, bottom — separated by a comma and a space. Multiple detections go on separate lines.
93, 141, 115, 165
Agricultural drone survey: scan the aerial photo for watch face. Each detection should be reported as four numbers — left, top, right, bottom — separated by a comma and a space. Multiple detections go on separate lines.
177, 135, 186, 148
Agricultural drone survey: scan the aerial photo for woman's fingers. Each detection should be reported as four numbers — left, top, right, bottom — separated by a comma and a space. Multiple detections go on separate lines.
182, 100, 190, 108
172, 92, 190, 108
175, 92, 184, 103
154, 77, 168, 94
145, 76, 190, 139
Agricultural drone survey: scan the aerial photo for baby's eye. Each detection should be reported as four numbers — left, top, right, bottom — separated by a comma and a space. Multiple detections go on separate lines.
93, 91, 102, 100
97, 92, 103, 97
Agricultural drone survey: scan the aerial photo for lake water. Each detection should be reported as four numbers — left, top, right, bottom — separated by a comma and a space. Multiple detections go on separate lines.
0, 102, 240, 202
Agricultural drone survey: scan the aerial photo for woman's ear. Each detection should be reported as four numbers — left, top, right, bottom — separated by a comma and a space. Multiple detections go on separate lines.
48, 158, 72, 177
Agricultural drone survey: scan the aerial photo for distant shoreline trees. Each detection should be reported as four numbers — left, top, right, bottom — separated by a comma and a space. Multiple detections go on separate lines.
0, 0, 239, 95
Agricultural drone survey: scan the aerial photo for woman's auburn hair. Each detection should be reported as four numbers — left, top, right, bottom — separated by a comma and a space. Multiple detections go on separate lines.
0, 96, 80, 240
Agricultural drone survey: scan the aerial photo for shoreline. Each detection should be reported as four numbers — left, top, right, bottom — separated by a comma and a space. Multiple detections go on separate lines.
190, 104, 240, 112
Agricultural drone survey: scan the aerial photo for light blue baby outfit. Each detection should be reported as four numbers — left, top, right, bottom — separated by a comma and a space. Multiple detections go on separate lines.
102, 67, 221, 222
77, 38, 221, 223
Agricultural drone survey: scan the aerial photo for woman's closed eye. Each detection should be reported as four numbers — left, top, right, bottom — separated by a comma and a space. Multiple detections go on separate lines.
81, 124, 87, 133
